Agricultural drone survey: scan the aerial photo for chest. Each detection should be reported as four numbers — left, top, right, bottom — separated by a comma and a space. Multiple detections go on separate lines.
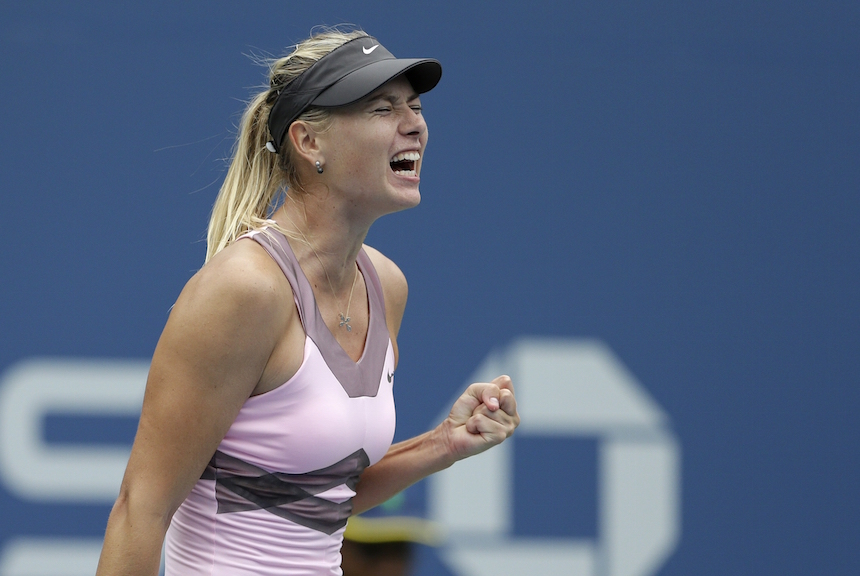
220, 338, 397, 474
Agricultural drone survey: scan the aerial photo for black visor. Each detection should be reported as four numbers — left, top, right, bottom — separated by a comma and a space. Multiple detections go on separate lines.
266, 36, 442, 153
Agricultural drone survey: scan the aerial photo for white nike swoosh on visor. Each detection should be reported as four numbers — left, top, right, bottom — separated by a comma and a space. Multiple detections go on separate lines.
363, 45, 379, 54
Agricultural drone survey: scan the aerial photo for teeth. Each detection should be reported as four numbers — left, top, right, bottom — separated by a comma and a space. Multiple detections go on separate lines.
390, 151, 420, 163
392, 169, 417, 177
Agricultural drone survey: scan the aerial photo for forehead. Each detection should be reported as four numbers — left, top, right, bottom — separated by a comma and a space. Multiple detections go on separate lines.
362, 75, 419, 102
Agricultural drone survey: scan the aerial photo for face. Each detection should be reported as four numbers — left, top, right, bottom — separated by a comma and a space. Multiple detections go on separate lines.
316, 76, 429, 217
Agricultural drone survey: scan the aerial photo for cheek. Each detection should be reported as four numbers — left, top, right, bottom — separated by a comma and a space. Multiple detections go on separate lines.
341, 124, 389, 154
328, 133, 374, 169
324, 119, 400, 178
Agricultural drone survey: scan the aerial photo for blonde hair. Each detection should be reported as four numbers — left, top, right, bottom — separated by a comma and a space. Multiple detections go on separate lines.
205, 27, 369, 263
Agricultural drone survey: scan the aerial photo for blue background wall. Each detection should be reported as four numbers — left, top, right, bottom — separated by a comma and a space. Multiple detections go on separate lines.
1, 1, 858, 574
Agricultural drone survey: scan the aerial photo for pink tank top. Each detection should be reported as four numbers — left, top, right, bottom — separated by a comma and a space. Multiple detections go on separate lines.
164, 229, 397, 576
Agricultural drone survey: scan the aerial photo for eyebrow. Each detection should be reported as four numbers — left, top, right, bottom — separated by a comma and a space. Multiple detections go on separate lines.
365, 90, 421, 105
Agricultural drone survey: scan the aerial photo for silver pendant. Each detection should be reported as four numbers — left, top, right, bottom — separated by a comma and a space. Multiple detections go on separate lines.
339, 313, 352, 332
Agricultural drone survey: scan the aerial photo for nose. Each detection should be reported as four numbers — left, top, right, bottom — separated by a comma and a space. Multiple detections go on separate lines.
400, 105, 427, 138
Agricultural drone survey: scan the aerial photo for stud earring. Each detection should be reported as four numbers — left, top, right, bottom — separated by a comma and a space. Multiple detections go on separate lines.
316, 161, 324, 174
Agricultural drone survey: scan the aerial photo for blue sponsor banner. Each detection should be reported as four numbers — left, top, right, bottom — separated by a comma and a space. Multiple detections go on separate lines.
1, 2, 858, 575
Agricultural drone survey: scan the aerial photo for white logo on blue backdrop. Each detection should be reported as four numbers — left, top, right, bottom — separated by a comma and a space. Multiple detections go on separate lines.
0, 359, 148, 576
428, 338, 681, 576
0, 338, 680, 575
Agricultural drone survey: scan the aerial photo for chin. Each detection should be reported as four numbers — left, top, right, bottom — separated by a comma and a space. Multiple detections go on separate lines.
385, 188, 421, 215
397, 190, 422, 211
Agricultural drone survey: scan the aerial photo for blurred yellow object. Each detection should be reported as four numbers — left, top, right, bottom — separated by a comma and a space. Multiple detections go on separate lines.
343, 514, 444, 546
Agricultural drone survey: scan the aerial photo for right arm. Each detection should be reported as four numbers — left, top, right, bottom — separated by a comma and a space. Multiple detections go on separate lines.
96, 240, 295, 575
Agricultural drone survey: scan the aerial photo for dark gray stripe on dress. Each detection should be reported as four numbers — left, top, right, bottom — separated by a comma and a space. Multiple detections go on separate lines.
202, 449, 371, 535
248, 228, 390, 398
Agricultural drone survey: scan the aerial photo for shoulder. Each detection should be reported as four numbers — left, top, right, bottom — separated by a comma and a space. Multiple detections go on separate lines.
174, 238, 293, 337
362, 244, 407, 308
362, 244, 408, 346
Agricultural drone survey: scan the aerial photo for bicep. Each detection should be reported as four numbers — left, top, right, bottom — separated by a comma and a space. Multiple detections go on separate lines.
119, 258, 285, 517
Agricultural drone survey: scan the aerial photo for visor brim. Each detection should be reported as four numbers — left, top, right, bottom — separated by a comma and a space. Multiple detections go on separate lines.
311, 58, 442, 108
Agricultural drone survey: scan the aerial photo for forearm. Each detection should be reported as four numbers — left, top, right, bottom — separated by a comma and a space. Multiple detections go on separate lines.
96, 495, 169, 576
352, 426, 455, 514
352, 375, 519, 515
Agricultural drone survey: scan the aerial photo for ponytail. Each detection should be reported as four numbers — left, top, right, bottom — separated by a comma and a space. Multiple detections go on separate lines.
204, 27, 369, 263
205, 91, 282, 262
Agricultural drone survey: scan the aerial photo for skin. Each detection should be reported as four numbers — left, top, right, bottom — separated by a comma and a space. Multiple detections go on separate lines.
96, 76, 519, 575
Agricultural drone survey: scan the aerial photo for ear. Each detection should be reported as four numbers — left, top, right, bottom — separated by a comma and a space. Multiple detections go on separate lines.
287, 120, 321, 166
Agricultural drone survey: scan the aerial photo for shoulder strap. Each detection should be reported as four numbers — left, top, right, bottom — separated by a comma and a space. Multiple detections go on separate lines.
243, 228, 390, 398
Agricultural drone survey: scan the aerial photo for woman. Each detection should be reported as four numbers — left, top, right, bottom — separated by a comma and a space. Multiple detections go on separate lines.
96, 28, 519, 576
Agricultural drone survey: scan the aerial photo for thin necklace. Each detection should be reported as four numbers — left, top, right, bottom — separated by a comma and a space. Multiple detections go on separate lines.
284, 216, 359, 332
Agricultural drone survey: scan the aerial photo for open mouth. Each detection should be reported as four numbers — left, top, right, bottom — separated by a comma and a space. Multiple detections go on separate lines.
389, 151, 420, 177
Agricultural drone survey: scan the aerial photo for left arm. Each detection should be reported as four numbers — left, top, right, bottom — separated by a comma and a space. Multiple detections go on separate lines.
353, 374, 518, 514
356, 247, 519, 513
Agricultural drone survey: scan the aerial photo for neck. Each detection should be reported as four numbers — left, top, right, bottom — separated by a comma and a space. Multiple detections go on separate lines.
273, 195, 369, 292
